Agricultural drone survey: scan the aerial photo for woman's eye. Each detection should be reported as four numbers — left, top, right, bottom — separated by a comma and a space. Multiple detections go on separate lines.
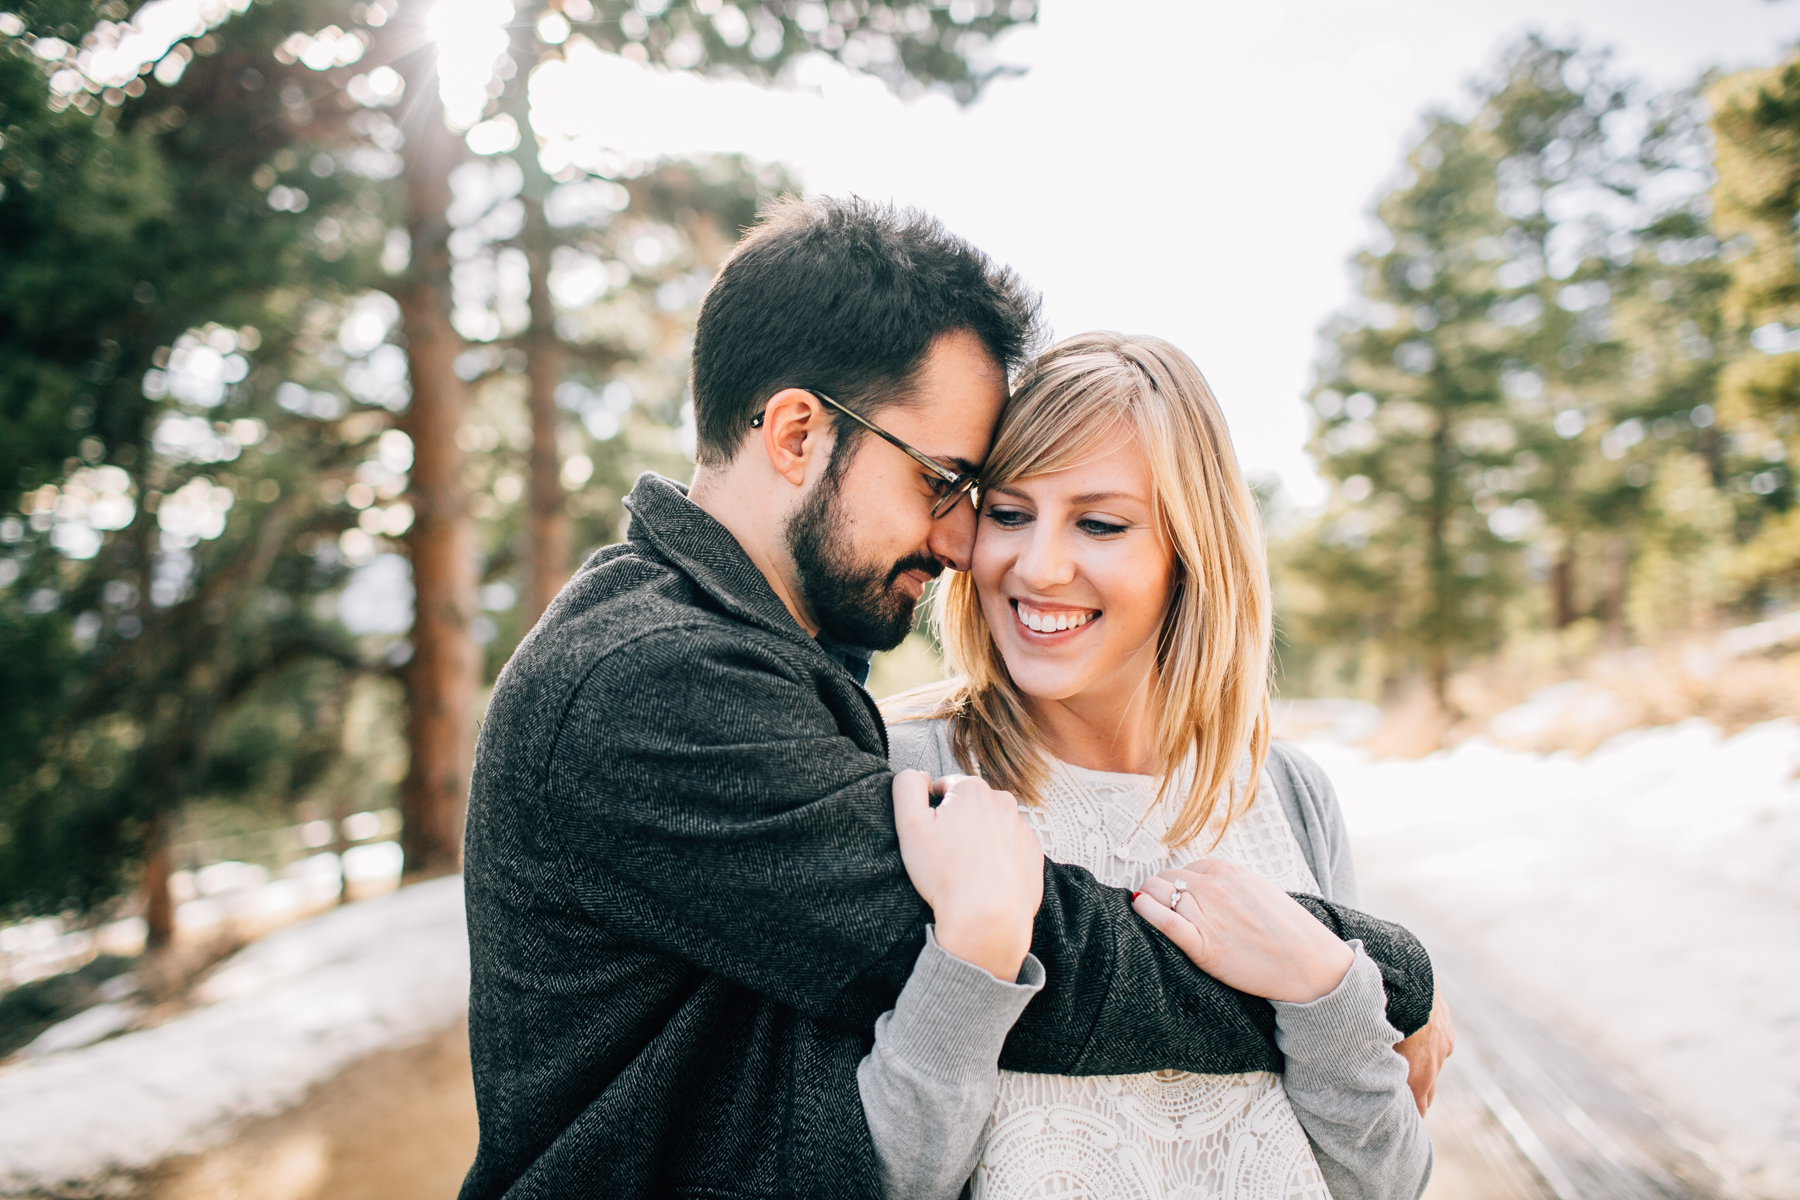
984, 507, 1031, 528
1078, 518, 1129, 537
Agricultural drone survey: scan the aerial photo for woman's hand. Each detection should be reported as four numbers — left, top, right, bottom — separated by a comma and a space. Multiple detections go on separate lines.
1133, 859, 1354, 1004
893, 770, 1045, 981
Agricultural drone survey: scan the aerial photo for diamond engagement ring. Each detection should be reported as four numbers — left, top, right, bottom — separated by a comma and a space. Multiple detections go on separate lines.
1168, 879, 1188, 910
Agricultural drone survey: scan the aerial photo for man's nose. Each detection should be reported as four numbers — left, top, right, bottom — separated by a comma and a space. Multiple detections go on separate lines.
926, 495, 978, 572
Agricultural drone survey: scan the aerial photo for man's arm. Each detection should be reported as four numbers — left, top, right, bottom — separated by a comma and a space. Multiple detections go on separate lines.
547, 624, 1432, 1074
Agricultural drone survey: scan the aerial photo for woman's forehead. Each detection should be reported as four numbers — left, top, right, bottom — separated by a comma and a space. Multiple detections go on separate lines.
988, 431, 1153, 503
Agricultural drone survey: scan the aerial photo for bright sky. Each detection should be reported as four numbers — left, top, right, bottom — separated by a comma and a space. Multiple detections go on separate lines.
533, 0, 1796, 505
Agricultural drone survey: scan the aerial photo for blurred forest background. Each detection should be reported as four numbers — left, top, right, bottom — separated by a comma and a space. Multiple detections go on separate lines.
1269, 32, 1800, 749
2, 0, 1799, 958
0, 0, 1032, 963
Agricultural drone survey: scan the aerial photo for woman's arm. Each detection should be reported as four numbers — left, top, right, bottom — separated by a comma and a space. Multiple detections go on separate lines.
1136, 867, 1433, 1200
857, 772, 1045, 1200
860, 767, 1437, 1199
1273, 741, 1456, 1123
1273, 945, 1433, 1200
858, 927, 1042, 1200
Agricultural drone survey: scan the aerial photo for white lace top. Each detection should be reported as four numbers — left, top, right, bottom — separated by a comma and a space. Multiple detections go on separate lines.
970, 759, 1333, 1200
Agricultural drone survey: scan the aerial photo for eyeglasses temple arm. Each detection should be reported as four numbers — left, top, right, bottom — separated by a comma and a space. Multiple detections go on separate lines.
805, 390, 963, 484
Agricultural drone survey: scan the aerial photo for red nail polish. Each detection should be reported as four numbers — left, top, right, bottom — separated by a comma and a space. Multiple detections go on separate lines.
1130, 892, 1141, 902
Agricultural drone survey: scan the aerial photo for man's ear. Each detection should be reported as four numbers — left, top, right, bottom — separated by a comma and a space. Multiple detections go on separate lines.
760, 388, 831, 488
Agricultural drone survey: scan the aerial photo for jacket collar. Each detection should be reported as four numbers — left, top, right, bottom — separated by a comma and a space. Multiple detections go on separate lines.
622, 472, 819, 651
623, 471, 887, 748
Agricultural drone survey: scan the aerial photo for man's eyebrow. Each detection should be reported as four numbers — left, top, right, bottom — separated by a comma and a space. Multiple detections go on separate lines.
932, 456, 980, 475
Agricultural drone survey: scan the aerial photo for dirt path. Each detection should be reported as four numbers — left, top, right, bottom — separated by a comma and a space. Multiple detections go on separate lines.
135, 1021, 477, 1200
1375, 888, 1731, 1200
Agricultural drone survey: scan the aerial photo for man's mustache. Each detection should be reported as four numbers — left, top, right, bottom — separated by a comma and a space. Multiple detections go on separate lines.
886, 553, 945, 588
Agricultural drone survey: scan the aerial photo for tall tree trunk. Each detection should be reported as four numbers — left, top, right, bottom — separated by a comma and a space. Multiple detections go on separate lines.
396, 96, 479, 879
1601, 537, 1630, 646
322, 677, 356, 905
1426, 651, 1451, 718
142, 811, 174, 950
522, 196, 570, 629
124, 441, 177, 949
1425, 411, 1454, 716
330, 789, 354, 905
1552, 545, 1577, 628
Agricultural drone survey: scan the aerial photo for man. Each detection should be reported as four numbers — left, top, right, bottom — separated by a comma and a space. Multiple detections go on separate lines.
459, 197, 1438, 1199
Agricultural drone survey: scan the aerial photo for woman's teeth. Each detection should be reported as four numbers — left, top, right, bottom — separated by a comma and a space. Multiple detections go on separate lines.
1017, 605, 1094, 633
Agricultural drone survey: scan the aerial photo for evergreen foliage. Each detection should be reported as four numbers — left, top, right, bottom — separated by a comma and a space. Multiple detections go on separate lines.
1711, 53, 1800, 593
1276, 33, 1772, 706
0, 0, 1034, 919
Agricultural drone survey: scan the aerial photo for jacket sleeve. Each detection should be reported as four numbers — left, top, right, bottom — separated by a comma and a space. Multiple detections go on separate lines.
545, 624, 1433, 1074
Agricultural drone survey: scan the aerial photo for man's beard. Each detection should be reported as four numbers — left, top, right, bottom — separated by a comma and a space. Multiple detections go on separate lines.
786, 464, 941, 652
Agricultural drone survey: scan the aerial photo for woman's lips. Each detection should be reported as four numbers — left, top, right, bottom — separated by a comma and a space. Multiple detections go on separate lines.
1012, 598, 1100, 636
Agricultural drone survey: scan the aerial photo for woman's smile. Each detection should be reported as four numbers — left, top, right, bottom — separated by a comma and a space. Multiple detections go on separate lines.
1011, 598, 1100, 636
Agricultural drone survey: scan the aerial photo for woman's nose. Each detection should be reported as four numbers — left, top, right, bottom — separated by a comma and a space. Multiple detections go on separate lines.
1014, 527, 1076, 590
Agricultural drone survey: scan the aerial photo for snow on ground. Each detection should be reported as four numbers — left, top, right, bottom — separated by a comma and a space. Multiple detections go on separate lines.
1305, 719, 1800, 1199
0, 875, 467, 1194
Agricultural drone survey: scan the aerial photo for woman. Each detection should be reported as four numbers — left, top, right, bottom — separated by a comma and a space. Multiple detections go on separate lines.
859, 333, 1438, 1200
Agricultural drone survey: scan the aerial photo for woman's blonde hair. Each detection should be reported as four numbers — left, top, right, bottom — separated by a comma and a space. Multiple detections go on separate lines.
902, 331, 1272, 849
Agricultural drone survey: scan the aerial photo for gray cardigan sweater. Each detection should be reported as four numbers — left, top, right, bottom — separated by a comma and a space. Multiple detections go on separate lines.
860, 720, 1432, 1200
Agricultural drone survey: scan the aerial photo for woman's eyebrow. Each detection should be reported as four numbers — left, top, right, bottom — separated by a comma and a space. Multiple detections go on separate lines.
985, 484, 1145, 506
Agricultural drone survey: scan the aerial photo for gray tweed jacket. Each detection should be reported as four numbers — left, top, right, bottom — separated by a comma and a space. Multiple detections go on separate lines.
457, 473, 1434, 1200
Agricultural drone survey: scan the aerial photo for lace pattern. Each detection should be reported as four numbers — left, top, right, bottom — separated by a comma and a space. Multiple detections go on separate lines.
972, 759, 1330, 1200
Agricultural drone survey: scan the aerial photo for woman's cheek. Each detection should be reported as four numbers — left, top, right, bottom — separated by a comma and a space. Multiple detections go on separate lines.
969, 540, 1010, 601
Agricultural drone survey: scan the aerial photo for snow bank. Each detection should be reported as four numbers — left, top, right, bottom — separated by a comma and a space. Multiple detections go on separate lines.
0, 875, 468, 1194
1308, 719, 1800, 1198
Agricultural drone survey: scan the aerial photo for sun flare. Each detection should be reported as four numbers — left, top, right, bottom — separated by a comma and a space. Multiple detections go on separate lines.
422, 0, 514, 130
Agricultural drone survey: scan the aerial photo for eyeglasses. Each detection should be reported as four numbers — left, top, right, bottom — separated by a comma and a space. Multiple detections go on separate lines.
751, 389, 981, 519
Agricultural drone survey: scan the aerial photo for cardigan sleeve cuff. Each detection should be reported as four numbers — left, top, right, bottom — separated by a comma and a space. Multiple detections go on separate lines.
875, 925, 1045, 1083
1269, 940, 1403, 1061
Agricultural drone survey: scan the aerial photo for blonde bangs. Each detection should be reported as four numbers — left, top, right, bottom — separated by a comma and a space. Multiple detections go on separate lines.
897, 331, 1272, 851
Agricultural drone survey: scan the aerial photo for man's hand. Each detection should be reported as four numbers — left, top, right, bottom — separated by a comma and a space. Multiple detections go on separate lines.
1134, 859, 1355, 1004
1394, 989, 1454, 1115
892, 771, 1044, 980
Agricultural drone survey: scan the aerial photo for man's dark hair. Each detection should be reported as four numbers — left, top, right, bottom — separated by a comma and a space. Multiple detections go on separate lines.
689, 195, 1042, 467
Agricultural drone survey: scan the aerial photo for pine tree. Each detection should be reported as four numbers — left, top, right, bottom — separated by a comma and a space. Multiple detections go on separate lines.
0, 0, 380, 931
1605, 85, 1733, 639
1710, 52, 1800, 606
1279, 34, 1718, 704
1290, 94, 1525, 707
